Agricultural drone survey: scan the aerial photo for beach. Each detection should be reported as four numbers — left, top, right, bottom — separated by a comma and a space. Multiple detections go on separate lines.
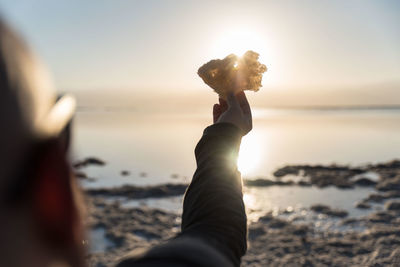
82, 160, 400, 267
70, 109, 400, 266
3, 2, 400, 266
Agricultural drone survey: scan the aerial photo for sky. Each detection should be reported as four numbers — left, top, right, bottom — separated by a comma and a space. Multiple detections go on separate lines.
1, 0, 400, 107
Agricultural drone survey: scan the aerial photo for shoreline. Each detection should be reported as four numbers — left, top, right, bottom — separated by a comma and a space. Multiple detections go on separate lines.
85, 194, 400, 267
83, 160, 400, 266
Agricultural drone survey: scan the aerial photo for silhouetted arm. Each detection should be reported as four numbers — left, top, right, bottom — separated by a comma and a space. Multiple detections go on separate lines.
116, 123, 247, 267
181, 122, 247, 266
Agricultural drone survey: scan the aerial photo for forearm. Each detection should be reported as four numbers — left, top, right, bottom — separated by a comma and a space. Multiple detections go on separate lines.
181, 123, 247, 266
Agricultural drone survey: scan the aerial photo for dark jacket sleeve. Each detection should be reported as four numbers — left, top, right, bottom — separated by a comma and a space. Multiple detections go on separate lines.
181, 123, 247, 265
116, 123, 247, 267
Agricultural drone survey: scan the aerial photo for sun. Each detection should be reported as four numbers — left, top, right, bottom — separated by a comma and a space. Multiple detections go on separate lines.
209, 25, 281, 87
213, 27, 266, 58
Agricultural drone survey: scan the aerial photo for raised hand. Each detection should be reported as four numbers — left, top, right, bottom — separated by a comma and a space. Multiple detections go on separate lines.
213, 91, 252, 136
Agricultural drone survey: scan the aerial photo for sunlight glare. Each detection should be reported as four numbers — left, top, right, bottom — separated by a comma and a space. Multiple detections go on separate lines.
210, 25, 281, 88
238, 131, 263, 176
213, 27, 266, 58
243, 193, 256, 210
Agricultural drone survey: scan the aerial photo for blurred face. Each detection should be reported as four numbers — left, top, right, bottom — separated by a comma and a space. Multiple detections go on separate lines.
0, 125, 86, 267
0, 19, 85, 266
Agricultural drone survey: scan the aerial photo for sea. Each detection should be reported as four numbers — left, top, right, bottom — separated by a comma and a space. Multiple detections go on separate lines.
73, 108, 400, 227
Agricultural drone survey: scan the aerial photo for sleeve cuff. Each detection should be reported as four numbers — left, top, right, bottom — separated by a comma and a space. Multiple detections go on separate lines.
203, 123, 242, 140
194, 123, 243, 165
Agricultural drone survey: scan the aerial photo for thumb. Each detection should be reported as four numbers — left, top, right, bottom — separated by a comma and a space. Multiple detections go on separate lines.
226, 92, 240, 109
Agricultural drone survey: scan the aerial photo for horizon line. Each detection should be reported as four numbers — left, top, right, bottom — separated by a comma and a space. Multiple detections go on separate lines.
76, 104, 400, 113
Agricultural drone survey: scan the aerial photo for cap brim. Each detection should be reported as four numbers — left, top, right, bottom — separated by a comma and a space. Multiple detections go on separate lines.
35, 94, 76, 139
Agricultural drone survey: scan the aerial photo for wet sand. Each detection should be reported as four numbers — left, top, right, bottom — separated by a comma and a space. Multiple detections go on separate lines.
84, 160, 400, 266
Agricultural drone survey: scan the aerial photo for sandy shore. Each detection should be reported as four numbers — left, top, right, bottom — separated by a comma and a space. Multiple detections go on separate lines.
83, 160, 400, 267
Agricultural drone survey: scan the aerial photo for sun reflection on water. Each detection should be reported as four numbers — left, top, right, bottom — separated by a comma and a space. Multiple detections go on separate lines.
243, 193, 256, 209
238, 131, 264, 177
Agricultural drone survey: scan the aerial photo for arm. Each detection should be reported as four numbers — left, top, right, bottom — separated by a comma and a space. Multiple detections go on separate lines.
181, 122, 247, 266
181, 91, 252, 266
117, 92, 251, 267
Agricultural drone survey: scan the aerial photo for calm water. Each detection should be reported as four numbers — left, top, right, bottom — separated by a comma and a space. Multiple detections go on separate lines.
78, 109, 400, 248
73, 108, 400, 187
115, 186, 376, 220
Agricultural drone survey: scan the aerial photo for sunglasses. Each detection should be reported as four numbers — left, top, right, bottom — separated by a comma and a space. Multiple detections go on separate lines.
1, 94, 76, 206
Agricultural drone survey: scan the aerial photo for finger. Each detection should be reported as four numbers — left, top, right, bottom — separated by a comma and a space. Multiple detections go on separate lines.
219, 98, 228, 111
236, 91, 251, 115
226, 92, 240, 109
213, 103, 221, 123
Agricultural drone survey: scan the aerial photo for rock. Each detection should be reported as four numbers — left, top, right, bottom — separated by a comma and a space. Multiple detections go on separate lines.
86, 193, 179, 267
248, 224, 266, 240
366, 226, 400, 238
376, 235, 400, 246
354, 246, 372, 255
275, 180, 294, 186
385, 201, 400, 211
373, 160, 400, 169
258, 213, 274, 223
376, 175, 400, 191
73, 157, 106, 168
242, 210, 400, 266
132, 229, 161, 240
327, 209, 348, 218
310, 204, 348, 218
389, 248, 400, 265
336, 181, 354, 189
309, 173, 354, 188
298, 180, 312, 186
268, 160, 400, 190
244, 179, 293, 187
384, 190, 400, 199
245, 178, 275, 187
362, 191, 400, 204
86, 159, 400, 267
353, 177, 377, 186
327, 239, 354, 248
364, 245, 389, 266
355, 201, 371, 209
121, 170, 130, 176
365, 193, 385, 203
275, 164, 365, 189
75, 171, 88, 179
311, 204, 329, 213
367, 211, 395, 223
340, 218, 360, 225
273, 166, 300, 177
86, 184, 188, 199
268, 218, 288, 228
262, 161, 400, 190
170, 174, 179, 179
74, 171, 96, 181
86, 157, 106, 165
291, 225, 308, 236
244, 178, 294, 187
